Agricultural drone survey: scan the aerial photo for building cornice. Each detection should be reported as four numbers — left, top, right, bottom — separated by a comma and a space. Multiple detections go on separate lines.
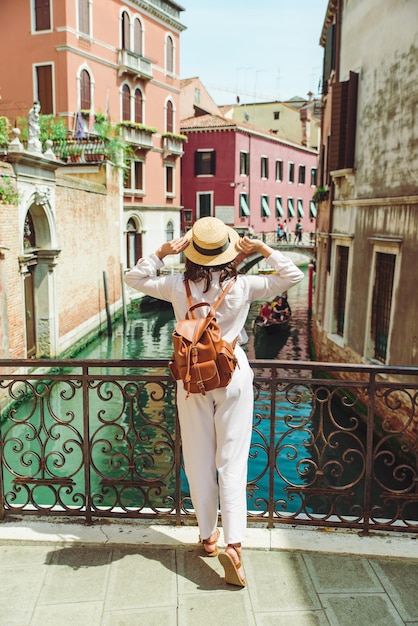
334, 195, 418, 207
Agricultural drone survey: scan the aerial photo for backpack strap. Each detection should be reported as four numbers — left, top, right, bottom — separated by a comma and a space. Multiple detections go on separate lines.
185, 277, 236, 316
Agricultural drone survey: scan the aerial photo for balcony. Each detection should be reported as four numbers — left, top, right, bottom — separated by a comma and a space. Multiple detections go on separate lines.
162, 133, 186, 157
118, 49, 153, 80
119, 122, 155, 150
1, 358, 418, 534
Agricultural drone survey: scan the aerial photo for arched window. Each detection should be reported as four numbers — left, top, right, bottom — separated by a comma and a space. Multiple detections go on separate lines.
126, 218, 142, 268
134, 18, 143, 55
122, 11, 130, 50
166, 35, 174, 74
122, 84, 131, 121
166, 220, 174, 241
166, 100, 174, 133
80, 69, 91, 110
134, 88, 143, 124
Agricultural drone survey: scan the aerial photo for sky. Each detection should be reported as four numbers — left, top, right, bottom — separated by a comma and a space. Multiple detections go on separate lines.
179, 0, 330, 105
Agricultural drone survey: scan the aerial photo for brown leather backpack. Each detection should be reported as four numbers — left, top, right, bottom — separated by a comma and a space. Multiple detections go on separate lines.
168, 279, 238, 397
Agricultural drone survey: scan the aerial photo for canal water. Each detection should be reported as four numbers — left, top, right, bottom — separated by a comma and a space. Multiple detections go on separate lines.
77, 259, 312, 363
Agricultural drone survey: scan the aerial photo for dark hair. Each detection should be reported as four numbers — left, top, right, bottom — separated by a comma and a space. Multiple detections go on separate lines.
184, 259, 237, 293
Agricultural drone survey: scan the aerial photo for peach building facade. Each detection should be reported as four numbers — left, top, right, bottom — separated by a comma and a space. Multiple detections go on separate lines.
0, 0, 186, 265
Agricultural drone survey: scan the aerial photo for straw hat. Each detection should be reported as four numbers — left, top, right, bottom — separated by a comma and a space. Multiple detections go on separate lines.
184, 217, 240, 266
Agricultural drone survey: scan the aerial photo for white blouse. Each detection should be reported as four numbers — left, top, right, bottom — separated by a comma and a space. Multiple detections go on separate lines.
124, 251, 304, 345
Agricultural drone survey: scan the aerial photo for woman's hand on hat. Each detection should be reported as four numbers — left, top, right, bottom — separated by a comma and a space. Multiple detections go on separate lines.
237, 236, 274, 258
155, 237, 189, 260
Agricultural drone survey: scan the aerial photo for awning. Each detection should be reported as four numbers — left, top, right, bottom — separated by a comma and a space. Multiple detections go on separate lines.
297, 200, 305, 217
310, 201, 317, 218
287, 198, 295, 217
275, 197, 284, 217
240, 194, 250, 216
261, 196, 271, 217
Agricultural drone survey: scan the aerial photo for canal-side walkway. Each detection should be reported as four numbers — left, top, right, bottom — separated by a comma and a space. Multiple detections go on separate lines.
0, 520, 417, 626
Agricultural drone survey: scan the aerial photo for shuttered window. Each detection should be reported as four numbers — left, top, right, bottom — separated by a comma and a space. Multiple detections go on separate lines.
80, 70, 91, 110
335, 246, 349, 336
122, 12, 130, 50
36, 65, 53, 114
166, 165, 174, 194
194, 150, 216, 176
34, 0, 51, 32
166, 100, 174, 133
78, 0, 90, 36
166, 35, 174, 73
371, 253, 395, 362
134, 89, 143, 124
329, 71, 359, 172
122, 84, 131, 121
134, 18, 143, 55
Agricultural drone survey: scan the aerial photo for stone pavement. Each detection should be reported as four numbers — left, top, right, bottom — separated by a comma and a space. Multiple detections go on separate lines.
0, 520, 418, 626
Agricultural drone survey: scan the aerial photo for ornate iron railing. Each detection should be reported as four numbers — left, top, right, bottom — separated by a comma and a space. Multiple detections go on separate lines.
1, 358, 418, 534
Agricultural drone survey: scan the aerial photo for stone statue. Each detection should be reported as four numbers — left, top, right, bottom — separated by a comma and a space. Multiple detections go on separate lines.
28, 102, 42, 153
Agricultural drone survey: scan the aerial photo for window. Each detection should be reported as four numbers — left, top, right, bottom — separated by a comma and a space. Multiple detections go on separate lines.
329, 71, 359, 171
371, 253, 396, 362
134, 88, 143, 123
240, 151, 249, 176
80, 69, 91, 110
126, 218, 142, 269
311, 168, 317, 187
122, 84, 131, 121
239, 193, 250, 217
195, 150, 216, 176
122, 11, 130, 50
198, 192, 212, 218
273, 111, 280, 120
34, 0, 51, 31
261, 195, 271, 217
133, 18, 143, 55
334, 246, 349, 336
261, 156, 269, 179
309, 201, 317, 218
288, 162, 294, 183
297, 199, 304, 217
124, 160, 144, 192
184, 210, 192, 222
35, 65, 53, 115
298, 165, 306, 185
166, 35, 174, 74
165, 165, 174, 195
287, 198, 295, 218
166, 220, 174, 241
275, 196, 284, 218
194, 88, 201, 104
275, 160, 283, 181
166, 100, 174, 133
78, 0, 90, 36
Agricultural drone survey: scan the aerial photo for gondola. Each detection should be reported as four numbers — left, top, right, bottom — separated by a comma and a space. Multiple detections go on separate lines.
253, 294, 292, 334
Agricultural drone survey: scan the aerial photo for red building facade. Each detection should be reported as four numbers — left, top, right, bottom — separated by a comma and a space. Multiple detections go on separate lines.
180, 115, 318, 240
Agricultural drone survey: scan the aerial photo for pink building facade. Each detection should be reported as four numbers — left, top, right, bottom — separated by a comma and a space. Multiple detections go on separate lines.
180, 115, 318, 240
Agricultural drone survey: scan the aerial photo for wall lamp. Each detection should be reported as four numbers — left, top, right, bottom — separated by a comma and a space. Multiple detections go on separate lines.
230, 182, 246, 190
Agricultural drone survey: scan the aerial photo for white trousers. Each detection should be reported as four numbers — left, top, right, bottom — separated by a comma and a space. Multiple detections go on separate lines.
176, 345, 254, 545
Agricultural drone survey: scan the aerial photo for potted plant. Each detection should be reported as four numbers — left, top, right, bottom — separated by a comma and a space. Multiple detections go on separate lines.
312, 186, 329, 203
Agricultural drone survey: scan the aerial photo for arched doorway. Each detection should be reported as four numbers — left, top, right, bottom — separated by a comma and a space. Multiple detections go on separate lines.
20, 200, 60, 357
126, 217, 142, 269
23, 211, 37, 356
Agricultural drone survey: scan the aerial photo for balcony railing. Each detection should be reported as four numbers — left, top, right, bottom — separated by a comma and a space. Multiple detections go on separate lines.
117, 49, 153, 80
1, 358, 418, 533
120, 125, 154, 149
